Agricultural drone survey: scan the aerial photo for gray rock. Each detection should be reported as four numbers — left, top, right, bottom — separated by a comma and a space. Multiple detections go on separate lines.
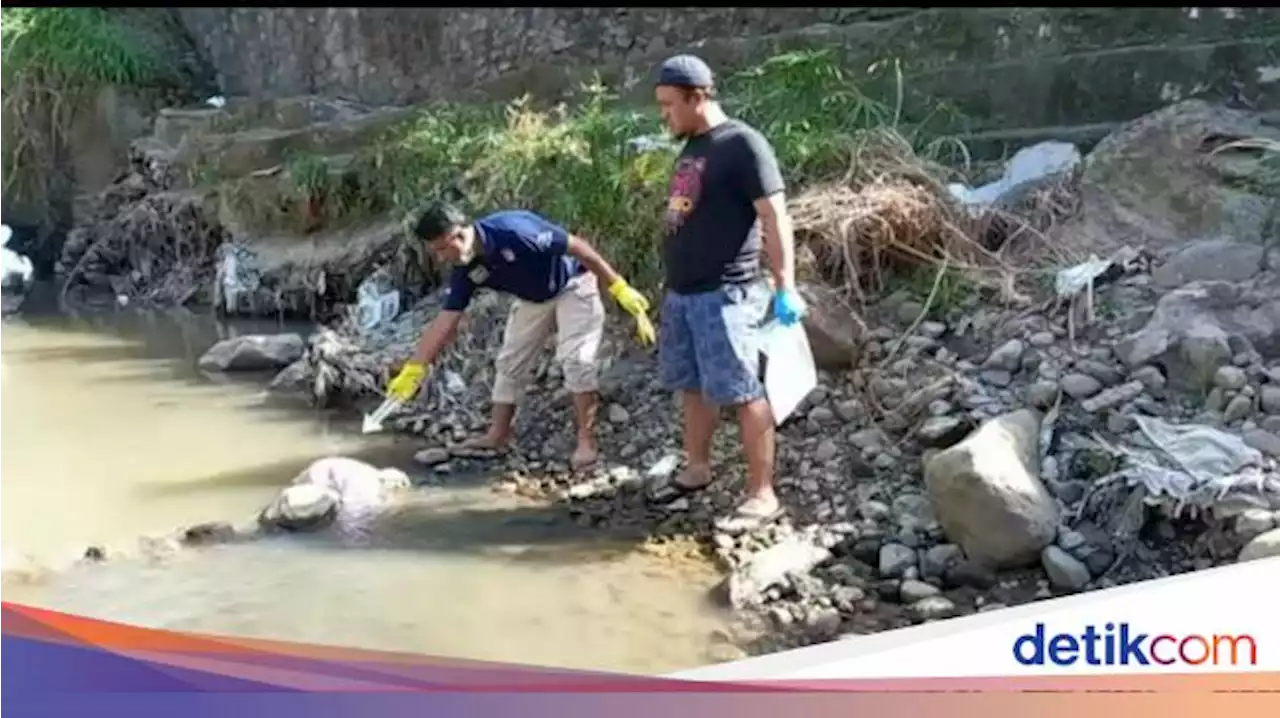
980, 370, 1013, 387
860, 500, 891, 522
1224, 395, 1255, 423
921, 544, 964, 578
1214, 366, 1249, 391
983, 339, 1026, 372
1074, 359, 1125, 386
834, 399, 862, 422
1057, 529, 1087, 552
1242, 428, 1280, 457
1205, 387, 1227, 413
1028, 331, 1056, 348
919, 321, 947, 339
813, 439, 840, 463
1061, 373, 1103, 399
917, 416, 970, 448
924, 408, 1059, 569
1262, 415, 1280, 434
1130, 366, 1166, 394
910, 596, 958, 621
850, 427, 888, 453
1238, 528, 1280, 562
1151, 237, 1264, 289
1026, 381, 1060, 408
900, 579, 941, 602
1041, 545, 1091, 592
1234, 508, 1277, 539
799, 283, 867, 370
892, 494, 937, 533
413, 448, 450, 466
807, 406, 836, 424
1081, 381, 1145, 413
607, 404, 631, 423
878, 543, 917, 578
198, 334, 305, 372
1261, 386, 1280, 415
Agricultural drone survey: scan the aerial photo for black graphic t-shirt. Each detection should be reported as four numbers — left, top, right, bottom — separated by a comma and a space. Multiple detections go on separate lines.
661, 119, 785, 295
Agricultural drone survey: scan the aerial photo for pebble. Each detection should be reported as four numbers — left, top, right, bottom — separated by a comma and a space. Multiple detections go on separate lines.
413, 448, 450, 466
607, 404, 631, 423
1214, 366, 1249, 391
1224, 395, 1255, 423
921, 543, 964, 578
1028, 331, 1055, 348
1042, 546, 1091, 591
1075, 359, 1124, 386
917, 416, 968, 448
919, 321, 947, 339
899, 579, 941, 602
834, 399, 862, 422
1234, 508, 1277, 539
980, 370, 1013, 387
983, 339, 1026, 372
910, 596, 958, 621
878, 543, 917, 578
1061, 373, 1103, 399
1081, 381, 1144, 413
813, 439, 840, 463
1026, 381, 1060, 408
1242, 428, 1280, 457
1130, 365, 1166, 394
1262, 386, 1280, 415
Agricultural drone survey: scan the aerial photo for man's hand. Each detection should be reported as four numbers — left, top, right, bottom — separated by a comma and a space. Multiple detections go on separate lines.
608, 278, 656, 346
772, 287, 806, 326
385, 361, 429, 402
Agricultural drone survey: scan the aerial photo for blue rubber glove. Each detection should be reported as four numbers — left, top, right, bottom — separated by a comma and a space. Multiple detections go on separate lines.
772, 287, 807, 326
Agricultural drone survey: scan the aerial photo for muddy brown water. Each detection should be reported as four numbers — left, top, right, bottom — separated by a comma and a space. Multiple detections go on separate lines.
0, 301, 734, 674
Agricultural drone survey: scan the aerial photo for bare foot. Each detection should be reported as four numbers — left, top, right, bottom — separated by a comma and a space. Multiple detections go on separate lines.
570, 441, 599, 471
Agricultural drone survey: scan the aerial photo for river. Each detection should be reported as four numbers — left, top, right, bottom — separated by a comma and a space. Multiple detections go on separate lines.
0, 298, 735, 674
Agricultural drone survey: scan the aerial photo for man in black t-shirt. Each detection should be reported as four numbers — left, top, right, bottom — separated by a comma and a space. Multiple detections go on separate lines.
646, 55, 808, 534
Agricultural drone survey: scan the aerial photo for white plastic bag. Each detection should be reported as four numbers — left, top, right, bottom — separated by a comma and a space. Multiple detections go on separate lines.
759, 321, 818, 425
948, 140, 1082, 217
355, 268, 401, 330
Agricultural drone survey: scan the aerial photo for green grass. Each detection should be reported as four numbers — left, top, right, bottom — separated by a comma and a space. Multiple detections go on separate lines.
1, 8, 171, 221
268, 50, 968, 291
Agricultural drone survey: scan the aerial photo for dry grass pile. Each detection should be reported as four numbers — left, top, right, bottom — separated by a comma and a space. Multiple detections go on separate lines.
789, 128, 1082, 308
59, 149, 226, 306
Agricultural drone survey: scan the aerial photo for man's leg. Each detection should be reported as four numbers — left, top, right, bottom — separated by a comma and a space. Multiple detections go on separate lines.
688, 282, 781, 529
554, 274, 606, 468
647, 290, 716, 502
469, 298, 555, 452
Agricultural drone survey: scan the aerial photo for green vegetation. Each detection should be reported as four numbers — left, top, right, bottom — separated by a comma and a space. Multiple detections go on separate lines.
1, 8, 171, 223
261, 50, 967, 291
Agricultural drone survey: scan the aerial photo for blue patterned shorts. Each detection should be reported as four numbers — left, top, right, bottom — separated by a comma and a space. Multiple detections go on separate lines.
659, 281, 771, 406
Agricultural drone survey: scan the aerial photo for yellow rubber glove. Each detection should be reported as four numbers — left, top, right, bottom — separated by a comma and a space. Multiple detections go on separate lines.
608, 278, 656, 346
385, 360, 428, 402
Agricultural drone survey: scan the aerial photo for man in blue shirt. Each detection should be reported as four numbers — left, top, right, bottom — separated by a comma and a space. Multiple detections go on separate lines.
646, 54, 807, 534
385, 199, 655, 470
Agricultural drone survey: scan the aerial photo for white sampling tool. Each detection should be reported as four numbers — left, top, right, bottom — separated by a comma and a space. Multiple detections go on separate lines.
361, 397, 404, 434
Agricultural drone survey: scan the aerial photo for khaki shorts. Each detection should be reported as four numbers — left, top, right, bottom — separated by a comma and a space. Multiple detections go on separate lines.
491, 272, 605, 404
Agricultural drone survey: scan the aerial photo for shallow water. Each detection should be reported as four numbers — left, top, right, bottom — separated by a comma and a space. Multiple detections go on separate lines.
0, 301, 732, 674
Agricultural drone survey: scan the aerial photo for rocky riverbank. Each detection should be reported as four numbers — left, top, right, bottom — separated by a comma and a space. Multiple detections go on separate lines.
230, 100, 1280, 655
10, 98, 1280, 662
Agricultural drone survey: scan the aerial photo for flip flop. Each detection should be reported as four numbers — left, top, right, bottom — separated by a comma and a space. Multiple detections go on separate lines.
449, 440, 509, 460
645, 470, 713, 505
713, 498, 786, 535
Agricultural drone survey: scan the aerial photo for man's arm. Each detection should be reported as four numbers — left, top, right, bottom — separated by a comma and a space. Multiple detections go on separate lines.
565, 235, 624, 289
738, 131, 793, 290
754, 192, 795, 291
410, 268, 473, 364
410, 310, 464, 365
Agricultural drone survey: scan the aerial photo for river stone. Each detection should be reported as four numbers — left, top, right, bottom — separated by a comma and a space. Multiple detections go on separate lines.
878, 543, 917, 578
198, 333, 305, 372
1041, 545, 1091, 591
917, 416, 969, 448
899, 579, 940, 602
723, 535, 832, 608
924, 408, 1058, 569
1151, 237, 1264, 290
1214, 366, 1249, 391
1261, 385, 1280, 415
983, 339, 1025, 372
799, 283, 866, 370
1237, 528, 1280, 562
1061, 373, 1103, 399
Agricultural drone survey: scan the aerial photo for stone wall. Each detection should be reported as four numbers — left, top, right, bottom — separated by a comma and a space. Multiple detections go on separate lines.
175, 8, 920, 106
177, 7, 1280, 143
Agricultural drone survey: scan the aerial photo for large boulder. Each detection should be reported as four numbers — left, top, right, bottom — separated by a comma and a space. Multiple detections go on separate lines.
1113, 278, 1280, 390
1060, 100, 1280, 258
198, 333, 305, 372
924, 408, 1059, 569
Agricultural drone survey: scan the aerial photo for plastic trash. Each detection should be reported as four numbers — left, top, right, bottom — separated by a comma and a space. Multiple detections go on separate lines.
216, 243, 262, 314
947, 140, 1082, 217
205, 95, 227, 108
759, 320, 818, 426
355, 268, 401, 331
626, 134, 678, 155
1054, 255, 1114, 300
1, 224, 34, 290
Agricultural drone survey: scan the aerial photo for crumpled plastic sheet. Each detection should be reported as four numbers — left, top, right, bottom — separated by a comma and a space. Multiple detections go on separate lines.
1055, 255, 1114, 300
217, 243, 262, 312
947, 140, 1081, 218
1099, 416, 1280, 519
